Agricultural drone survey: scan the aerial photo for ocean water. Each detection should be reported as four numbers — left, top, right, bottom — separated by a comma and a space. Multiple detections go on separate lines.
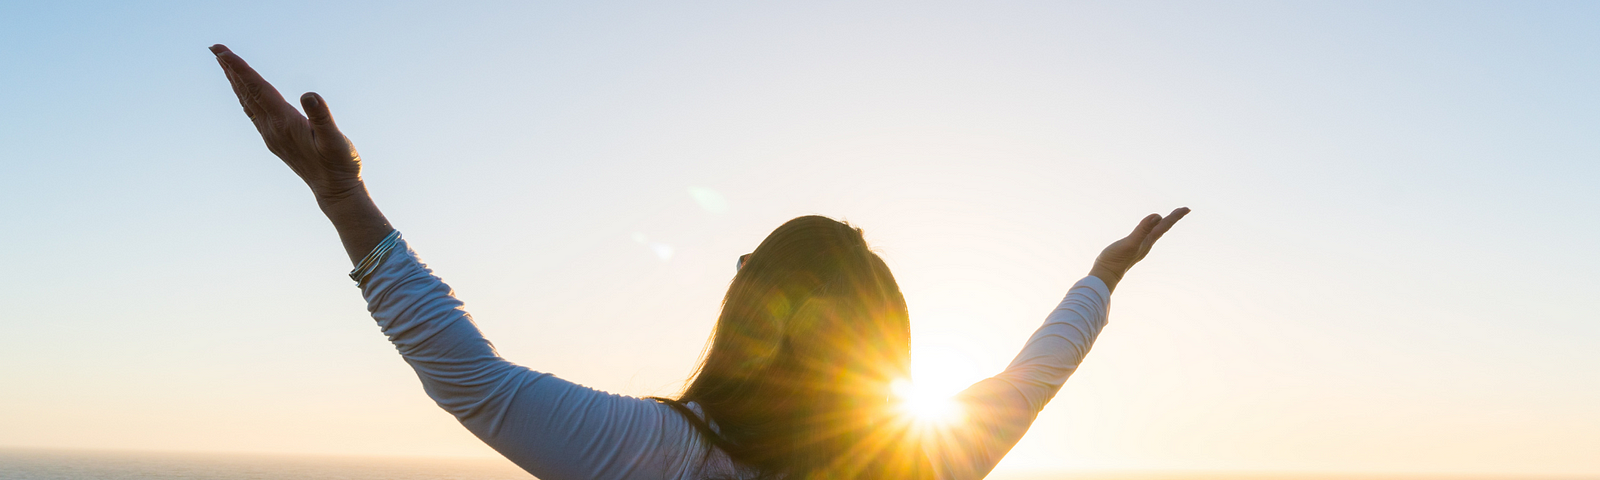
0, 449, 1580, 480
0, 449, 533, 480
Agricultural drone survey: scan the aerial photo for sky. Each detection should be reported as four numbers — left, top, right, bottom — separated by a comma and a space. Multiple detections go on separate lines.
1, 1, 1597, 477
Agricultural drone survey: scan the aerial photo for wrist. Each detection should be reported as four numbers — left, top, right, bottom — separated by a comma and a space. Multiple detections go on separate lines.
315, 184, 389, 232
314, 182, 371, 211
311, 182, 395, 267
1088, 265, 1123, 293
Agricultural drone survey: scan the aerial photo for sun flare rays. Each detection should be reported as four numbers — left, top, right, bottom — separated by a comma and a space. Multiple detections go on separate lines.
891, 378, 965, 425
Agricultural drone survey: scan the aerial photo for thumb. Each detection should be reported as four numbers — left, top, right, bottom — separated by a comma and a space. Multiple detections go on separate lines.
1128, 213, 1161, 240
301, 92, 339, 133
300, 92, 348, 151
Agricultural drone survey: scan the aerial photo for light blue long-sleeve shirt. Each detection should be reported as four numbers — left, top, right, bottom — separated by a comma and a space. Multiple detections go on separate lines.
356, 233, 1110, 480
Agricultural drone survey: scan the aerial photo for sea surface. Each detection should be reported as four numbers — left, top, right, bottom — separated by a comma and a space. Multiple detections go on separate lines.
0, 449, 531, 480
0, 449, 1584, 480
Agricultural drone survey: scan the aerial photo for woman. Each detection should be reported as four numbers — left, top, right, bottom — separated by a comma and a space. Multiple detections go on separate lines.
209, 44, 1188, 480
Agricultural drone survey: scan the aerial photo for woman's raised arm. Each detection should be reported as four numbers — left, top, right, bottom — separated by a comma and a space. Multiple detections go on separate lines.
209, 45, 716, 479
210, 44, 393, 265
926, 208, 1189, 480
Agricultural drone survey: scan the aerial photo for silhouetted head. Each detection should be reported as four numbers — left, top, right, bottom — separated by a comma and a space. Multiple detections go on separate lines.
663, 215, 927, 479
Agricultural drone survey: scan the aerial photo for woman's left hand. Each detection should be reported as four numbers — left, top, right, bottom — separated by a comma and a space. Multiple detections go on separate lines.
211, 44, 365, 203
211, 44, 392, 266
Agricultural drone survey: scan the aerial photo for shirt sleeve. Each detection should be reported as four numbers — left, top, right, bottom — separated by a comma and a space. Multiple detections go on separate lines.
923, 276, 1112, 480
354, 233, 709, 480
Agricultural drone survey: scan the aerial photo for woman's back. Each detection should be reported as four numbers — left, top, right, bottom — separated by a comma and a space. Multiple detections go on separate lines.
357, 229, 1114, 479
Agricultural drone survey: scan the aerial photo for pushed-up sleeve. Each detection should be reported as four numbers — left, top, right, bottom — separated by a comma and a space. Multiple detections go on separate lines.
354, 233, 708, 480
924, 276, 1112, 480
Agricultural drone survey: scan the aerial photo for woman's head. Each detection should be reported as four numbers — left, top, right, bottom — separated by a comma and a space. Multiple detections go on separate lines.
668, 215, 927, 478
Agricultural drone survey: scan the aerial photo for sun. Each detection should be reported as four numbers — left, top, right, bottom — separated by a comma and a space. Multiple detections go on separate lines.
891, 379, 963, 425
890, 341, 980, 425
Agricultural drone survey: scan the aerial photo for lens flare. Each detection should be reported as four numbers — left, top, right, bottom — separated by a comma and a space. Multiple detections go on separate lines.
891, 379, 962, 424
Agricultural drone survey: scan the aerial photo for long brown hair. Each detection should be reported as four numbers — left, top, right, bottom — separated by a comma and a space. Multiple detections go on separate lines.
656, 216, 932, 479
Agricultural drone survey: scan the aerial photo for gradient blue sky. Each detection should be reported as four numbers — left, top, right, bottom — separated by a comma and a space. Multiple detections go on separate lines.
1, 1, 1596, 477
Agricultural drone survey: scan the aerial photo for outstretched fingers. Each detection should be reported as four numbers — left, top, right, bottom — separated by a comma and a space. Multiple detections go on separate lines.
210, 44, 300, 126
1138, 207, 1191, 253
214, 53, 255, 119
1128, 213, 1161, 241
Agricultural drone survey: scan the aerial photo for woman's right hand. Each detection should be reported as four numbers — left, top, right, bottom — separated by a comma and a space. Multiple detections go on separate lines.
211, 44, 364, 203
1088, 207, 1190, 292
